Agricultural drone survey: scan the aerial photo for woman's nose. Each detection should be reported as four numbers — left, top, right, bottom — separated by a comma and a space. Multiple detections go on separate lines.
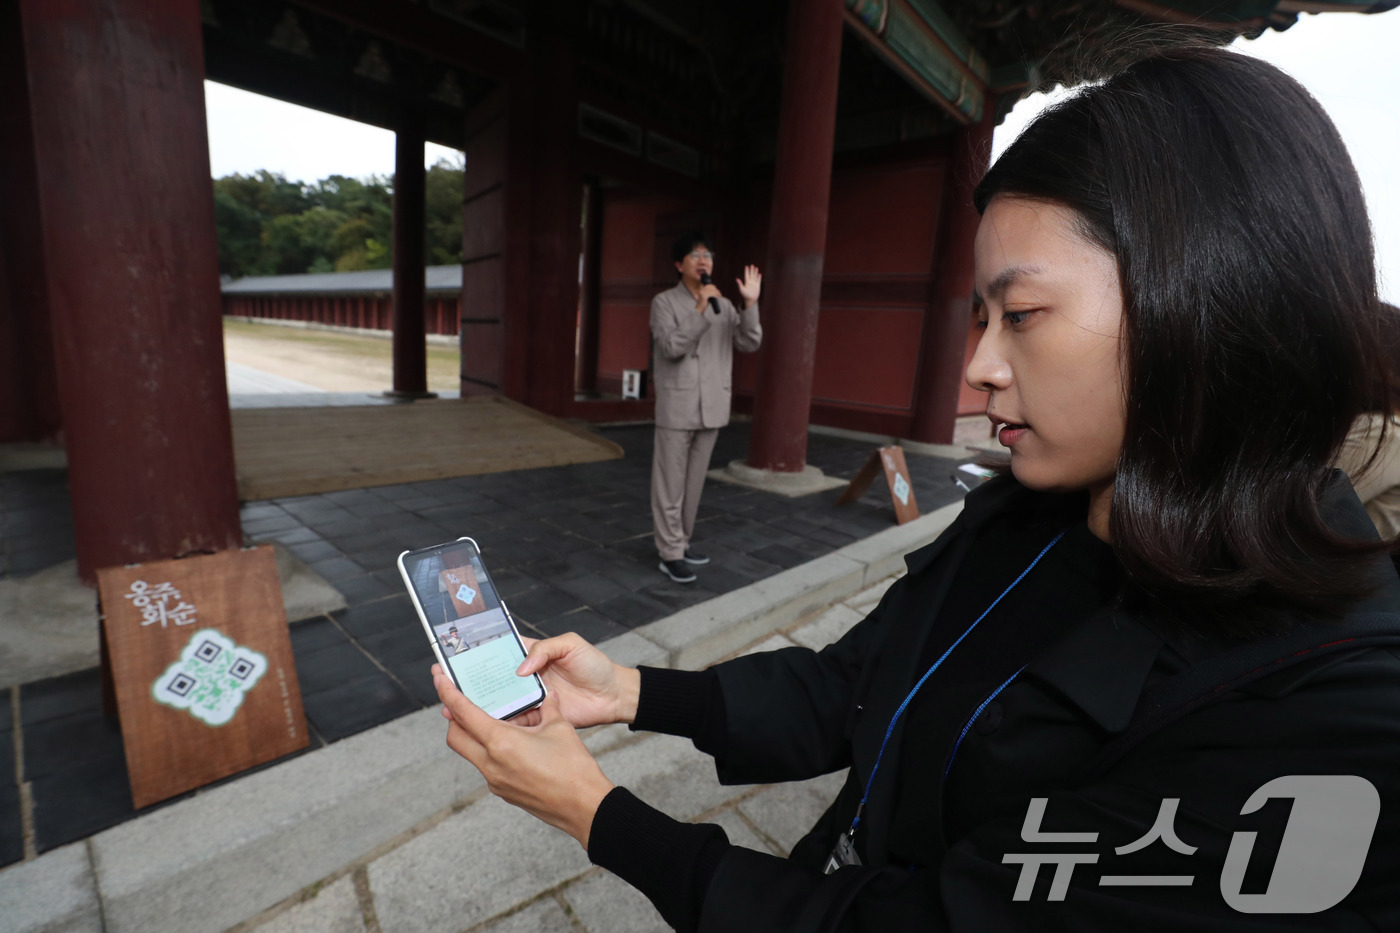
966, 329, 1010, 392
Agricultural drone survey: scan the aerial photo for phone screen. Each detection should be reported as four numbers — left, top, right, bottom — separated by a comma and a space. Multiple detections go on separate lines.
400, 539, 543, 718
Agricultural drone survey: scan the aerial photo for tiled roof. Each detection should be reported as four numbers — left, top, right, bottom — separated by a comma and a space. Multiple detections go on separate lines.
222, 265, 462, 295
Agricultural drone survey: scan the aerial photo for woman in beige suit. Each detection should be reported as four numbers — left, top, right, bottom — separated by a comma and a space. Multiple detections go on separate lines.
1337, 305, 1400, 538
650, 231, 762, 583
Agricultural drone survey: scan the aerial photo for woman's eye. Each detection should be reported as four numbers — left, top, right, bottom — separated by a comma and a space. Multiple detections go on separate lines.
1004, 310, 1029, 326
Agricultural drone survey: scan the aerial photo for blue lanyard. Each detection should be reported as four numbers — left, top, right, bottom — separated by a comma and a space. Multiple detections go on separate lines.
846, 528, 1067, 837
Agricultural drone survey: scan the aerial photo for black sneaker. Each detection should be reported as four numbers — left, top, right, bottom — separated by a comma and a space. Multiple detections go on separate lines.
682, 549, 710, 565
659, 559, 697, 583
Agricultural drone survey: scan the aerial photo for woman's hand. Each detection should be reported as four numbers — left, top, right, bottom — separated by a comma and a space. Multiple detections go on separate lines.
736, 264, 762, 307
515, 633, 640, 728
433, 665, 614, 848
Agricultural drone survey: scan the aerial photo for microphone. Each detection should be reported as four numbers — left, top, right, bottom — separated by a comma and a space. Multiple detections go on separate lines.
699, 272, 721, 315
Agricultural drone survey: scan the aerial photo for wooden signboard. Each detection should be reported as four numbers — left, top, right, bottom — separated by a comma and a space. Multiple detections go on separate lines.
96, 545, 308, 809
440, 565, 487, 618
837, 445, 920, 524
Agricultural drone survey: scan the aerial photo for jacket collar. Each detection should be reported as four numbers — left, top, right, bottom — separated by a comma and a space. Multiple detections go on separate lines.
1022, 610, 1164, 733
671, 279, 699, 303
903, 474, 1032, 577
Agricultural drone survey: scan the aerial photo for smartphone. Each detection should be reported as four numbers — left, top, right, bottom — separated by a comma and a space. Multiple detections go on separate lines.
397, 536, 545, 720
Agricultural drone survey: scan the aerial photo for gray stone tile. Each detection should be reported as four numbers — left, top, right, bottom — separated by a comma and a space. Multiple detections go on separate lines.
479, 896, 577, 933
91, 709, 483, 933
594, 631, 667, 670
0, 840, 102, 933
251, 875, 365, 933
842, 574, 901, 614
369, 797, 590, 933
594, 734, 733, 822
709, 808, 777, 856
738, 634, 796, 657
787, 604, 863, 651
563, 870, 667, 933
736, 772, 847, 857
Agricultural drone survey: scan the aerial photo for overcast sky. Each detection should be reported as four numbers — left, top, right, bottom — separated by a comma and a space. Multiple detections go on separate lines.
204, 11, 1397, 300
993, 14, 1400, 303
203, 81, 462, 179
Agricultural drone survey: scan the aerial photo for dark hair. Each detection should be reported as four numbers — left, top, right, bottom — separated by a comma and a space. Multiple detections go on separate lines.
1369, 303, 1400, 412
671, 230, 711, 264
974, 47, 1390, 633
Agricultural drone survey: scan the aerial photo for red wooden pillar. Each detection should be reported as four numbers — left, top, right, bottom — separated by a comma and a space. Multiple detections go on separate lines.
16, 0, 241, 581
909, 100, 997, 443
389, 106, 434, 398
0, 0, 61, 444
575, 179, 603, 395
521, 17, 581, 416
746, 0, 844, 472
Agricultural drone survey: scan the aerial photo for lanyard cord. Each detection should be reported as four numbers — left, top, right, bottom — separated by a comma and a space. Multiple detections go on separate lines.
846, 528, 1067, 836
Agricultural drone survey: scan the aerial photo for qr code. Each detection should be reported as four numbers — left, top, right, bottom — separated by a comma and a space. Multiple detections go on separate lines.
151, 629, 268, 727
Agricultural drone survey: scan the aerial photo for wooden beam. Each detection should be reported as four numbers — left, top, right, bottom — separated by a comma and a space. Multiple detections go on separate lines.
842, 8, 976, 125
292, 0, 525, 82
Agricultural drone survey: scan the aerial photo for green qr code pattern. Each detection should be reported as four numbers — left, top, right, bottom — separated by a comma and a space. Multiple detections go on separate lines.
152, 629, 268, 727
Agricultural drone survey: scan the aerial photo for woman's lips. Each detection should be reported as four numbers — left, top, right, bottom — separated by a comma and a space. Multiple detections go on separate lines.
997, 423, 1029, 447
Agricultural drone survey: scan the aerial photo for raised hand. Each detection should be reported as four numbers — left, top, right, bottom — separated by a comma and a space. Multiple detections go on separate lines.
736, 264, 762, 306
433, 666, 614, 848
514, 633, 640, 728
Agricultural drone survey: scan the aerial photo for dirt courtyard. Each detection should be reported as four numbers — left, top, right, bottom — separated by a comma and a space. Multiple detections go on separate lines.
223, 318, 461, 393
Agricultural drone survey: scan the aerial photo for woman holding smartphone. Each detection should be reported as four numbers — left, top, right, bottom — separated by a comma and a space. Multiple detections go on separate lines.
432, 46, 1400, 930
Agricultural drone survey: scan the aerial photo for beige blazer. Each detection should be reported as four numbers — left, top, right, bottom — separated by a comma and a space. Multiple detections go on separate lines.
650, 281, 762, 430
1337, 412, 1400, 538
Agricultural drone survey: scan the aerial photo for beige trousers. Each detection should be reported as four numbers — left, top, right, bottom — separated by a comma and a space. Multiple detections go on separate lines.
651, 426, 719, 561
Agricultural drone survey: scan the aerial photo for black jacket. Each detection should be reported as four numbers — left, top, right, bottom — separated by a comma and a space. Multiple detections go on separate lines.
690, 475, 1400, 931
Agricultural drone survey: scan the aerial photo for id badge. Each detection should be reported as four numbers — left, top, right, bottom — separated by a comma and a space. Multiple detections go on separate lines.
823, 832, 863, 875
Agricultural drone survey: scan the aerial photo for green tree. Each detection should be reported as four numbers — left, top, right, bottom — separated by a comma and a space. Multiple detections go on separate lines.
212, 158, 463, 278
212, 188, 263, 276
424, 156, 465, 266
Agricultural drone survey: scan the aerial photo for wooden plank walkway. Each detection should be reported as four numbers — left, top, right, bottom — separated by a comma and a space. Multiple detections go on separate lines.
230, 396, 624, 501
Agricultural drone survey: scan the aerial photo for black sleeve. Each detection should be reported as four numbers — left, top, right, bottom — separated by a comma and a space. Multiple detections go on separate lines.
629, 666, 727, 753
588, 787, 731, 933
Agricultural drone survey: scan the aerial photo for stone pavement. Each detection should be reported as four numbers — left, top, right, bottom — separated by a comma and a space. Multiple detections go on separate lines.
238, 578, 885, 933
1, 499, 962, 933
0, 419, 971, 862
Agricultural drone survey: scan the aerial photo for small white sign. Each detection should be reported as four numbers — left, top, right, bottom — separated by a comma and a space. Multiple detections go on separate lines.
959, 463, 998, 480
892, 473, 911, 506
456, 584, 478, 605
622, 369, 642, 399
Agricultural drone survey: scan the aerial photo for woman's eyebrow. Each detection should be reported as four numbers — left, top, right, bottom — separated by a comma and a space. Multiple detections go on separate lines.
973, 265, 1043, 306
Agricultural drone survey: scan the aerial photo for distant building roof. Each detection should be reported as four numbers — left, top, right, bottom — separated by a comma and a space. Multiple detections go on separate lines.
222, 265, 462, 296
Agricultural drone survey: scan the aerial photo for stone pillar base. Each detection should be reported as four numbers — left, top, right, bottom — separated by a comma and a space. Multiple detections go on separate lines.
381, 390, 439, 403
708, 459, 849, 498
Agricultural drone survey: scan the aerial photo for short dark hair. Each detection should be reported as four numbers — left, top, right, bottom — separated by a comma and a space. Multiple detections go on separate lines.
974, 47, 1390, 633
671, 230, 711, 264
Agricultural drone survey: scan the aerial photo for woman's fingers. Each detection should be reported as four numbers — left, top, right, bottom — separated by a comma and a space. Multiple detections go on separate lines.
433, 668, 499, 738
516, 632, 583, 675
535, 690, 565, 725
509, 707, 544, 727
